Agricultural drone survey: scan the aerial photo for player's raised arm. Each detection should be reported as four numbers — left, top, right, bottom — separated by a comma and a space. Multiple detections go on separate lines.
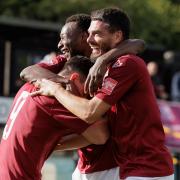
84, 39, 146, 96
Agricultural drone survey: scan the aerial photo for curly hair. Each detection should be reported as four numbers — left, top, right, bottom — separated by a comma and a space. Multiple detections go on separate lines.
65, 14, 91, 32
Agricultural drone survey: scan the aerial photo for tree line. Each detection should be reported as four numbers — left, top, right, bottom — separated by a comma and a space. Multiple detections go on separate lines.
0, 0, 179, 50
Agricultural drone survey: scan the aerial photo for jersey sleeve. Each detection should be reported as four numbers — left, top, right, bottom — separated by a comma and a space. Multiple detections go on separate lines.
51, 103, 90, 134
38, 55, 66, 73
96, 55, 139, 105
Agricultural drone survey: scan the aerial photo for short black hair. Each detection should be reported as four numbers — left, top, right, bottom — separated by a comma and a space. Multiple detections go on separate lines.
63, 55, 93, 80
65, 14, 91, 32
91, 8, 130, 39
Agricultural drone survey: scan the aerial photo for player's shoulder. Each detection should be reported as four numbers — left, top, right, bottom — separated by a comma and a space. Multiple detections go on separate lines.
33, 95, 56, 107
49, 55, 67, 65
111, 54, 145, 69
117, 54, 144, 64
18, 83, 35, 93
40, 54, 67, 66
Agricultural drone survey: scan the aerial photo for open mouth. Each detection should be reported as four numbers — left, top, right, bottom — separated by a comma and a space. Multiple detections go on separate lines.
61, 49, 71, 58
61, 48, 69, 55
90, 45, 99, 49
91, 47, 101, 54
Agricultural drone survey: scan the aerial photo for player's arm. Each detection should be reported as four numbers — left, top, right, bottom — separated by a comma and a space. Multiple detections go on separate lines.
20, 55, 67, 83
81, 119, 109, 144
20, 65, 59, 83
85, 39, 146, 96
20, 65, 69, 87
54, 134, 90, 151
95, 39, 145, 65
32, 79, 111, 124
98, 39, 145, 61
55, 119, 109, 151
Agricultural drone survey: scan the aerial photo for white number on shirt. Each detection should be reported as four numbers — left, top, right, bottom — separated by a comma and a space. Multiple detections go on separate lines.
2, 91, 29, 140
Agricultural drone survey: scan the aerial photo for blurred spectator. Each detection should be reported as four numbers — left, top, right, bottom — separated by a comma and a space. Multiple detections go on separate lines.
162, 51, 176, 96
147, 61, 168, 99
171, 71, 180, 102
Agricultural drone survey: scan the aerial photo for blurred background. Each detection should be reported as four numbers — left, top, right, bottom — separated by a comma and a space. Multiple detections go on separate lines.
0, 0, 180, 179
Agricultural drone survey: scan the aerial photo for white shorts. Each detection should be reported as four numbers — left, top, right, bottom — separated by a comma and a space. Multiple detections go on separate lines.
72, 166, 120, 180
125, 174, 174, 180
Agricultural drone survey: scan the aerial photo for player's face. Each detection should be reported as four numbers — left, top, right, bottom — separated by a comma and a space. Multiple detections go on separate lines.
87, 20, 122, 59
58, 22, 87, 60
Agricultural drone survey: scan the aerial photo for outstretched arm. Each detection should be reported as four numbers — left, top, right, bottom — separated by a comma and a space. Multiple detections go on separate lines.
31, 79, 111, 124
84, 39, 146, 96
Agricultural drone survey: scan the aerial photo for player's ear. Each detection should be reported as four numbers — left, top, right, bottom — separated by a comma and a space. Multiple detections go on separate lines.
114, 30, 123, 44
82, 32, 89, 41
70, 72, 79, 81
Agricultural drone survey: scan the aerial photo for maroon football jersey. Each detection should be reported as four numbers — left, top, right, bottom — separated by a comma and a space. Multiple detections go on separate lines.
96, 54, 174, 179
0, 56, 89, 180
77, 139, 117, 173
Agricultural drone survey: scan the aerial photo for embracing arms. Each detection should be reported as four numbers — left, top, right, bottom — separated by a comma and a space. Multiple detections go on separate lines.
32, 79, 111, 124
20, 64, 68, 85
85, 39, 145, 96
20, 39, 145, 91
55, 119, 109, 151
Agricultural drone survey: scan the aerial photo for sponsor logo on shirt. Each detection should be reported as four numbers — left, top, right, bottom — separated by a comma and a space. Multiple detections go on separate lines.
101, 78, 118, 95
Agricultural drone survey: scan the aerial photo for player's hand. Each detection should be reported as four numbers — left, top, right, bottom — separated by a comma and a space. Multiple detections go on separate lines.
84, 60, 107, 97
31, 79, 62, 97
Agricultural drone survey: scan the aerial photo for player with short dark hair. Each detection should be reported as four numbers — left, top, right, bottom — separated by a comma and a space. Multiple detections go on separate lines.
91, 7, 130, 39
66, 13, 91, 32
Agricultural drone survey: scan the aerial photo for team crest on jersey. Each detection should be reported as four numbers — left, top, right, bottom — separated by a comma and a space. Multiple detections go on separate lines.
101, 78, 118, 95
112, 59, 125, 68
